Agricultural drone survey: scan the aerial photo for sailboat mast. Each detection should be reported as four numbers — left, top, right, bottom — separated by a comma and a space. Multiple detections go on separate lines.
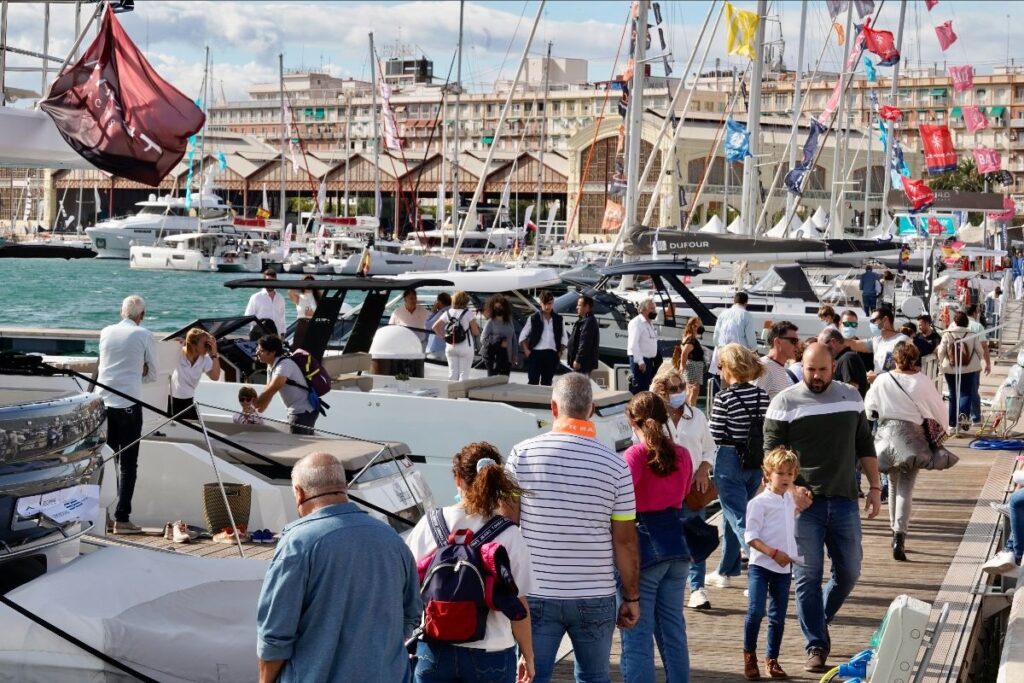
784, 1, 808, 228
828, 2, 854, 237
739, 0, 767, 236
622, 0, 649, 240
452, 0, 464, 229
197, 47, 210, 214
278, 53, 286, 226
370, 32, 380, 221
534, 41, 552, 260
879, 0, 909, 229
343, 92, 351, 217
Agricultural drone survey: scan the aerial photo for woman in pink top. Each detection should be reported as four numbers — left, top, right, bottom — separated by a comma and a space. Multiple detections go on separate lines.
619, 392, 694, 683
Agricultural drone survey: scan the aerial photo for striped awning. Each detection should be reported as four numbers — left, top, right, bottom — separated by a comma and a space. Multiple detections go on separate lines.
950, 107, 962, 118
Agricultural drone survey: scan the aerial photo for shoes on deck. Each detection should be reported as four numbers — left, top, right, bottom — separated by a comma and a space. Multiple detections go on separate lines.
982, 550, 1020, 576
706, 572, 733, 589
990, 502, 1011, 518
112, 520, 143, 535
804, 647, 828, 673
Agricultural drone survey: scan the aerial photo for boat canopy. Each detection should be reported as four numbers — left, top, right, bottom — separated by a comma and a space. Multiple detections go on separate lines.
749, 265, 820, 303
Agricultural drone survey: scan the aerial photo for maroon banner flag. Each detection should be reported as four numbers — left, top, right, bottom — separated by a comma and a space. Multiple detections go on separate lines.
963, 106, 988, 134
902, 178, 935, 212
974, 148, 1001, 174
949, 65, 973, 92
992, 195, 1016, 222
935, 20, 957, 51
879, 105, 903, 122
39, 6, 205, 186
925, 0, 938, 9
918, 124, 957, 175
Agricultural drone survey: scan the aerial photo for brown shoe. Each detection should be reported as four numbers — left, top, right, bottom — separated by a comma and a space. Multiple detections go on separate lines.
744, 651, 761, 680
765, 658, 788, 679
804, 647, 828, 673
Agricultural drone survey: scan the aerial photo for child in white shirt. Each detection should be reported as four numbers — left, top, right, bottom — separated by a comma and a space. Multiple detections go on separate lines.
233, 385, 265, 425
743, 447, 801, 680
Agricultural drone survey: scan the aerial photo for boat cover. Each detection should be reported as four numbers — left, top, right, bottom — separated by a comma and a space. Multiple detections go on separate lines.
0, 547, 266, 682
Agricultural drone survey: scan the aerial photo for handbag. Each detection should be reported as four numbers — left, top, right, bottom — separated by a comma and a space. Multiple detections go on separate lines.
684, 477, 718, 511
734, 391, 765, 470
887, 374, 958, 471
682, 515, 719, 564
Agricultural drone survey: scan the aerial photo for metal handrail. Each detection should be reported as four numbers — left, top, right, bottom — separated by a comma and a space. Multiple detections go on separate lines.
0, 521, 94, 561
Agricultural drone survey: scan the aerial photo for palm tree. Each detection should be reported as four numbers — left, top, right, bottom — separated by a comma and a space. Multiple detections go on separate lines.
927, 158, 986, 224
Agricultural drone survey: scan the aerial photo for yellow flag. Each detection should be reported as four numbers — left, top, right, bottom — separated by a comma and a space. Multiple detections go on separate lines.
725, 2, 759, 61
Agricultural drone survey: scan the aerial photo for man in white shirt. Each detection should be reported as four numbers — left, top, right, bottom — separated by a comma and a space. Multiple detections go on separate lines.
96, 295, 158, 535
627, 298, 661, 393
245, 269, 287, 339
388, 288, 431, 331
753, 321, 800, 400
518, 291, 568, 386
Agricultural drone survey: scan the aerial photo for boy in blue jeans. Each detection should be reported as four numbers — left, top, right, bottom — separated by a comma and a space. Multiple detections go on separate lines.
743, 447, 801, 680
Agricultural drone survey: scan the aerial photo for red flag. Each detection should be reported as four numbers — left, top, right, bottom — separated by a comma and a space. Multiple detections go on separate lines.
927, 216, 944, 235
39, 6, 205, 186
918, 124, 958, 174
879, 105, 903, 122
974, 148, 1002, 174
949, 65, 974, 93
992, 195, 1016, 222
963, 105, 988, 134
925, 0, 938, 9
903, 178, 935, 212
935, 20, 957, 51
861, 18, 901, 66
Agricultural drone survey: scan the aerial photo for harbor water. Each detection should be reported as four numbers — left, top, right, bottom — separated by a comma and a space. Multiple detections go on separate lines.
0, 258, 347, 334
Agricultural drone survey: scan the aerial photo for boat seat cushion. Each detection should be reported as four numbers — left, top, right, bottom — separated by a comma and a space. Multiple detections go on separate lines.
445, 374, 508, 399
468, 382, 631, 408
332, 374, 373, 392
320, 352, 372, 377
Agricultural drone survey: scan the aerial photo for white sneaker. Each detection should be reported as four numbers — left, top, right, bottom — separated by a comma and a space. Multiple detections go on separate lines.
743, 588, 750, 597
990, 502, 1011, 518
706, 572, 732, 589
1012, 470, 1024, 486
171, 521, 192, 544
982, 550, 1020, 575
688, 588, 711, 610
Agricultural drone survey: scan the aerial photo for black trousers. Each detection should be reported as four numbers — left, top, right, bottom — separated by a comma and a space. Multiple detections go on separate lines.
289, 410, 319, 435
107, 405, 143, 523
169, 396, 198, 421
527, 349, 559, 386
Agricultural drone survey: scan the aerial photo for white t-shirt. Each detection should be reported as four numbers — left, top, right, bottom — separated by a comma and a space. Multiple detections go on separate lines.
295, 292, 317, 319
170, 352, 213, 400
745, 489, 799, 574
443, 308, 474, 349
405, 506, 534, 651
866, 333, 909, 374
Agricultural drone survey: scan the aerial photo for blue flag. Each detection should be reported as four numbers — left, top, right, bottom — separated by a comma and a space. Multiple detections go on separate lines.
784, 163, 809, 196
725, 118, 751, 161
862, 56, 877, 82
216, 150, 227, 171
800, 120, 827, 166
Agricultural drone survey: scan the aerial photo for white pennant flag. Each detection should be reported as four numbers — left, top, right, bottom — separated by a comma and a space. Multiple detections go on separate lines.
317, 180, 327, 214
93, 186, 102, 216
282, 223, 293, 259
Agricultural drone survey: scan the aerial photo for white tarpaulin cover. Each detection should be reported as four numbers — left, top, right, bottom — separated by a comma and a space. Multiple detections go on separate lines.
0, 547, 267, 682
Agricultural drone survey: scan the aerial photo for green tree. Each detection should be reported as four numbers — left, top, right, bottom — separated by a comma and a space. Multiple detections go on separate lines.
927, 158, 987, 225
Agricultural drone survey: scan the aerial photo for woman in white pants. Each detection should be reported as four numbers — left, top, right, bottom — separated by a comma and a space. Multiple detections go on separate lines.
433, 290, 480, 382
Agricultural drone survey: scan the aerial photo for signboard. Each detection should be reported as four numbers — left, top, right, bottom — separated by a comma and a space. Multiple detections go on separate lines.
896, 214, 957, 237
887, 190, 1005, 212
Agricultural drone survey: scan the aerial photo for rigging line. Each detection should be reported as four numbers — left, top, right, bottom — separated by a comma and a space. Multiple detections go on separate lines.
564, 4, 631, 238
495, 0, 531, 83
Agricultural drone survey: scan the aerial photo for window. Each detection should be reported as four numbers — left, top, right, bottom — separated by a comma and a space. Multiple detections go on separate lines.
977, 89, 988, 102
552, 102, 561, 114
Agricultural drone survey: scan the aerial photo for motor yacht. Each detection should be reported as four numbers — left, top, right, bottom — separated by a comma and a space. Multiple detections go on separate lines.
128, 232, 267, 273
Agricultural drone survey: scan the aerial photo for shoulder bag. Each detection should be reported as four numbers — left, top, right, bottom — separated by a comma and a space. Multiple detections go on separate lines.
888, 373, 959, 471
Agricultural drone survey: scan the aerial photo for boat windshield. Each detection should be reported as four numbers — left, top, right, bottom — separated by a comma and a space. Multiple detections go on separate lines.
138, 206, 189, 217
749, 266, 819, 302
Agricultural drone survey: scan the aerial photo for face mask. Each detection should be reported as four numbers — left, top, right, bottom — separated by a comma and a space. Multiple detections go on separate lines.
841, 325, 857, 340
869, 323, 881, 335
668, 393, 686, 408
647, 311, 658, 320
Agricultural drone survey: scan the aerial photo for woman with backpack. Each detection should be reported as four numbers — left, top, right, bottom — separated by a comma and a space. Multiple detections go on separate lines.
936, 310, 987, 432
619, 391, 694, 683
481, 294, 517, 377
432, 290, 481, 382
864, 341, 949, 561
706, 344, 770, 590
405, 442, 535, 683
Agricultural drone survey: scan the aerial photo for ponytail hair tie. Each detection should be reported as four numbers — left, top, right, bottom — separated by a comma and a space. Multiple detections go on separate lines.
476, 457, 498, 473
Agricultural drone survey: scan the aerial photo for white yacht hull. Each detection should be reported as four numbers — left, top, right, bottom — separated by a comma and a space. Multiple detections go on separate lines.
129, 245, 262, 272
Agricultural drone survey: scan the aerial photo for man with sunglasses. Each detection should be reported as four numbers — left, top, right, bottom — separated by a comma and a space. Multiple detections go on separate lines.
844, 307, 908, 383
753, 321, 800, 400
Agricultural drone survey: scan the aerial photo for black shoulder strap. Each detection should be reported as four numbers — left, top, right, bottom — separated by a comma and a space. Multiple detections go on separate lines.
469, 515, 513, 549
427, 508, 450, 546
785, 367, 798, 383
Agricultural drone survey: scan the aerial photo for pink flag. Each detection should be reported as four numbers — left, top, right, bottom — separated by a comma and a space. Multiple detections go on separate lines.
963, 106, 988, 134
935, 20, 957, 51
925, 0, 938, 9
974, 148, 1002, 174
949, 65, 974, 93
903, 178, 936, 212
879, 105, 903, 122
992, 195, 1016, 222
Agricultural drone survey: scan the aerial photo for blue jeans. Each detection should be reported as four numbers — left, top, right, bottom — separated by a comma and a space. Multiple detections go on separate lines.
1004, 488, 1024, 564
620, 560, 690, 683
415, 641, 517, 683
862, 293, 877, 315
744, 565, 792, 659
713, 445, 763, 576
529, 596, 616, 683
794, 497, 863, 653
679, 507, 707, 590
944, 370, 981, 426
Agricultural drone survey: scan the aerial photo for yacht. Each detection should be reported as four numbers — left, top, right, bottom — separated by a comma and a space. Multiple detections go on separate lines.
85, 192, 234, 259
129, 232, 266, 273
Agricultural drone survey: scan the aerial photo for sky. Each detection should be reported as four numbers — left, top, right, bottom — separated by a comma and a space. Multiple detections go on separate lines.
3, 1, 1019, 105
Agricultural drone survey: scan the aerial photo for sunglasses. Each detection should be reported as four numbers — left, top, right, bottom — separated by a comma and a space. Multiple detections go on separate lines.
666, 383, 684, 392
240, 398, 254, 403
841, 321, 858, 328
781, 336, 800, 344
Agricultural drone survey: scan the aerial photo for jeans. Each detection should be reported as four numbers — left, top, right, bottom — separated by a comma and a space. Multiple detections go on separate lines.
527, 349, 559, 386
679, 507, 707, 590
944, 370, 980, 427
629, 357, 656, 394
107, 405, 143, 523
1004, 488, 1024, 564
446, 342, 475, 381
620, 560, 690, 683
887, 468, 919, 535
529, 595, 616, 683
794, 496, 863, 653
744, 565, 792, 659
415, 641, 517, 683
713, 445, 763, 576
288, 410, 318, 435
862, 293, 877, 315
169, 395, 198, 421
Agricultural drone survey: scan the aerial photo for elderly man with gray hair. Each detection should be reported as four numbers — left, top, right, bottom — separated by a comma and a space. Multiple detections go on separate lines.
505, 373, 639, 682
257, 452, 421, 683
96, 295, 157, 535
628, 297, 661, 393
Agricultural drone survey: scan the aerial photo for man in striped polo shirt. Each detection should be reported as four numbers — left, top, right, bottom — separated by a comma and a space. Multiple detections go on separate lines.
764, 343, 881, 674
506, 373, 639, 683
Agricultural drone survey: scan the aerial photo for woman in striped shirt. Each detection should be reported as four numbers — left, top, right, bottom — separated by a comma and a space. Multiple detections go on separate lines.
707, 343, 771, 590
